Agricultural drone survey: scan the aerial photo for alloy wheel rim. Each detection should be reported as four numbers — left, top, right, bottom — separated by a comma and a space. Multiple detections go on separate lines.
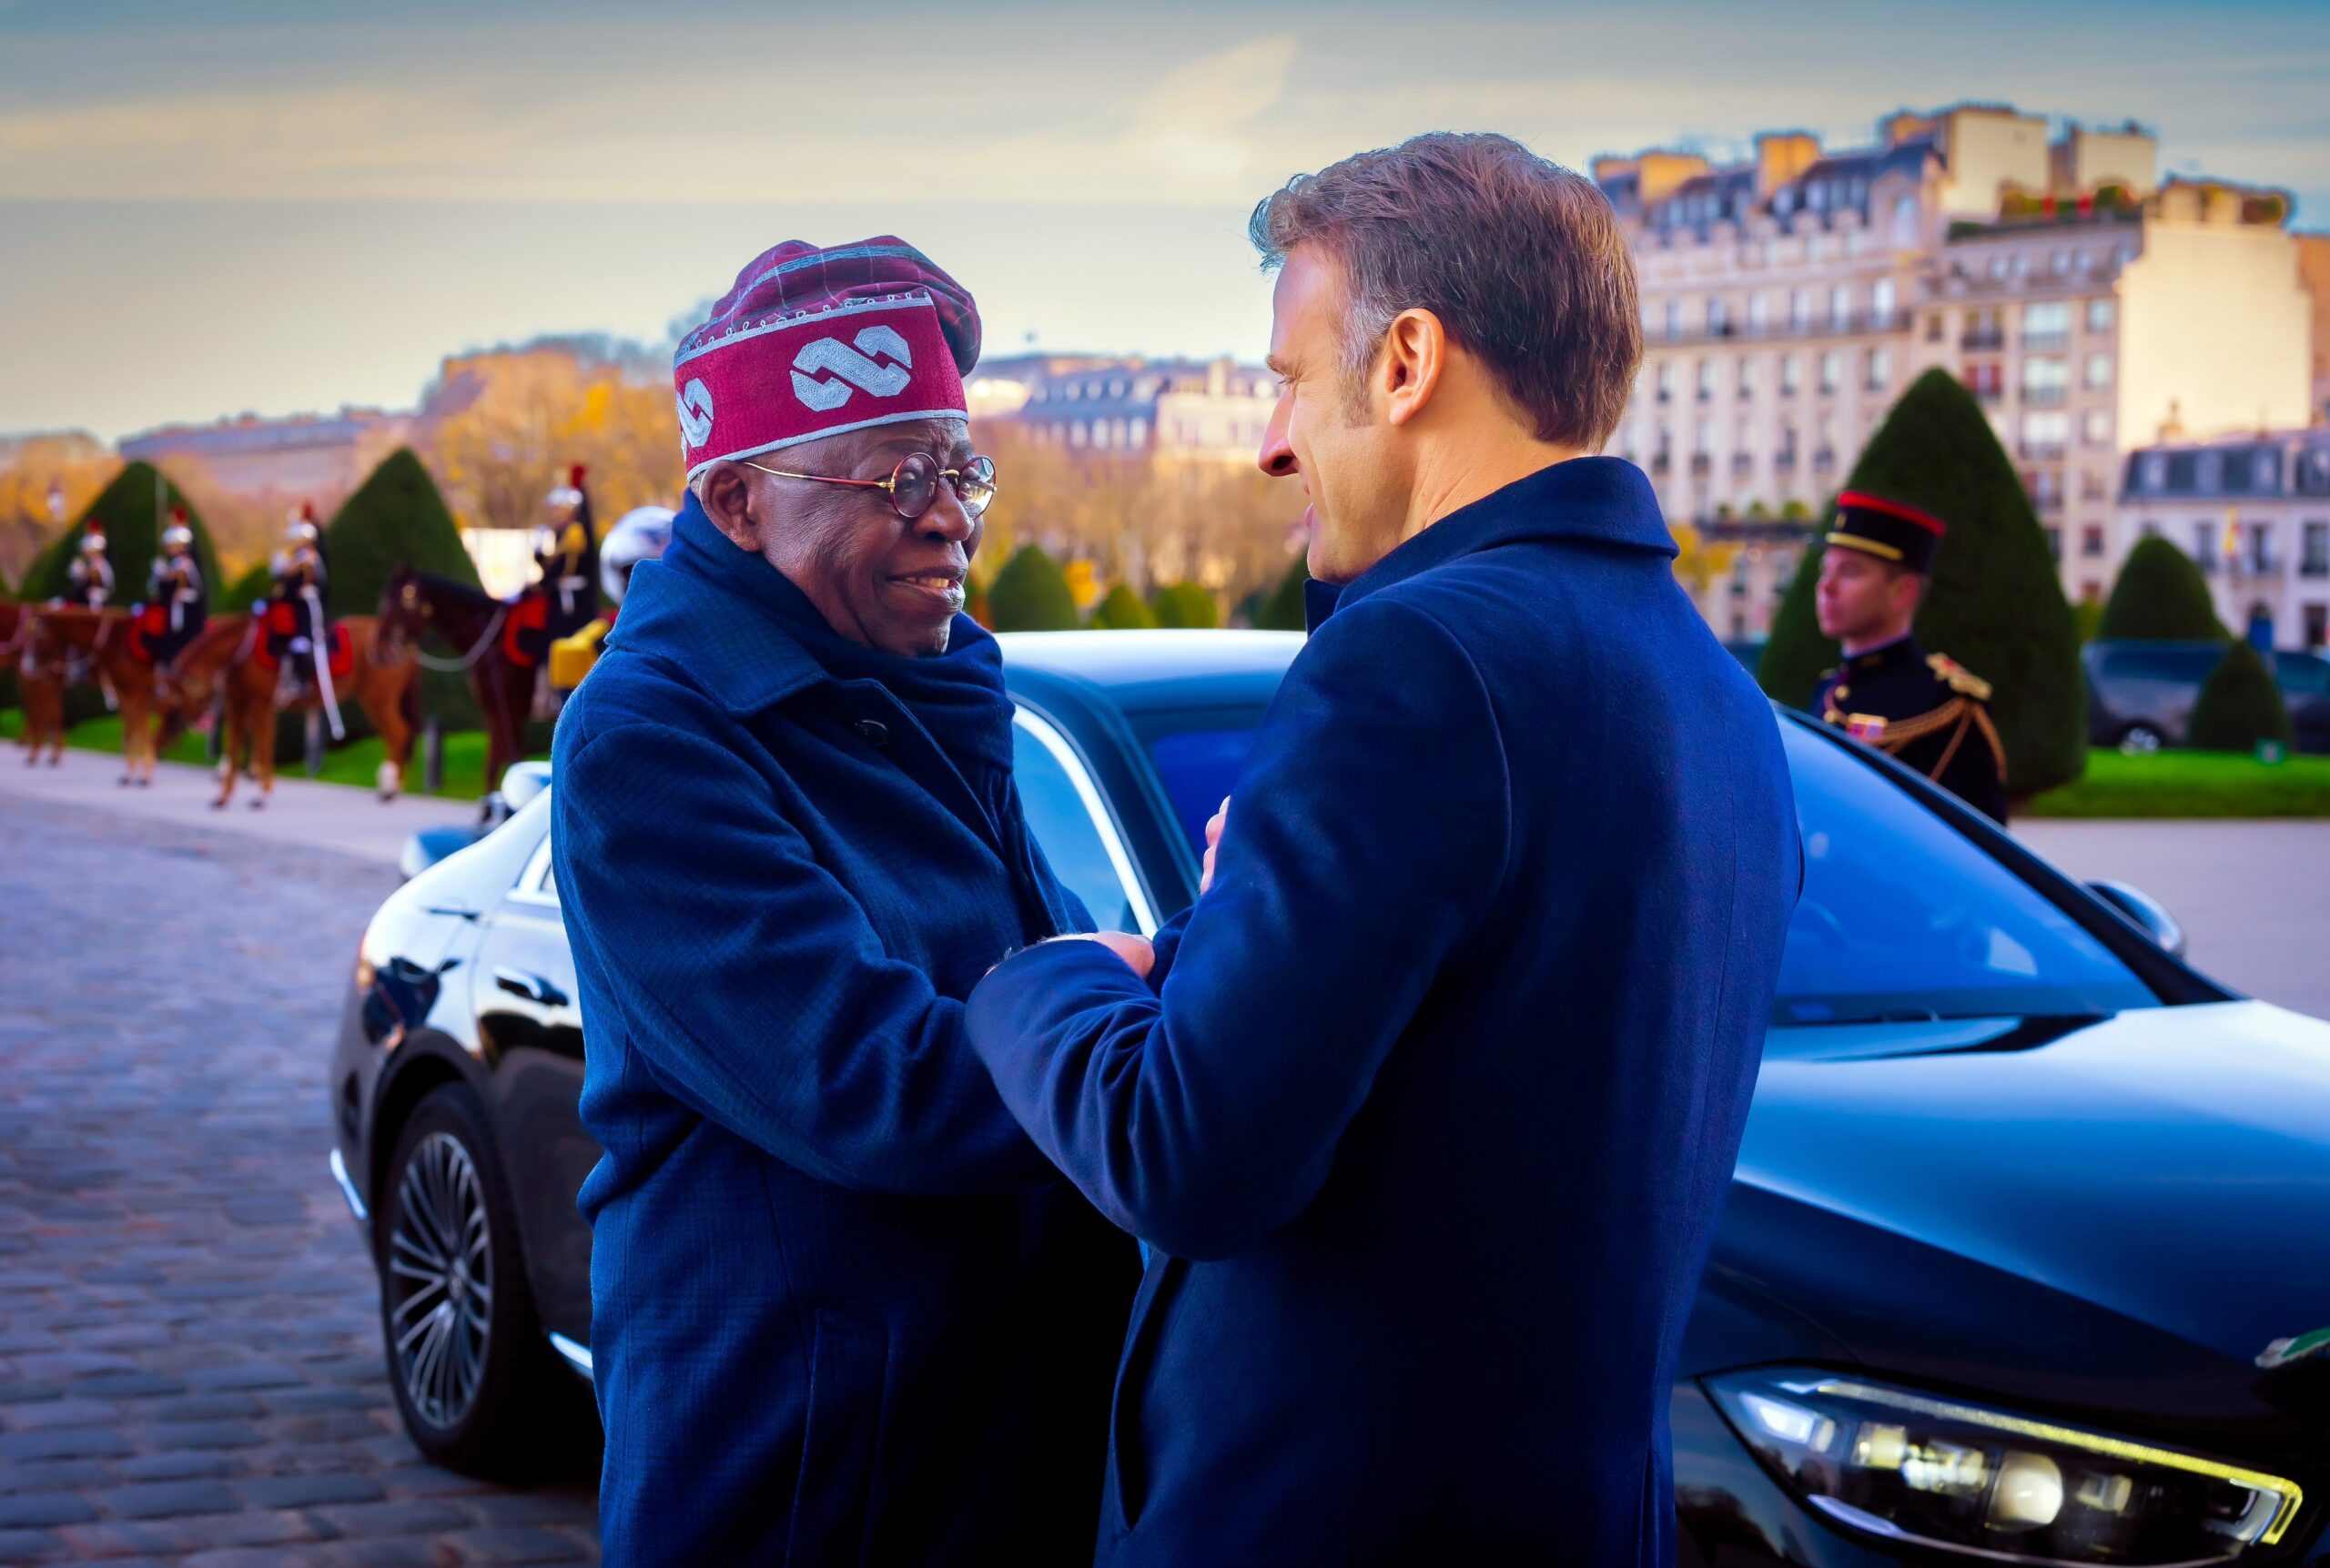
388, 1130, 492, 1430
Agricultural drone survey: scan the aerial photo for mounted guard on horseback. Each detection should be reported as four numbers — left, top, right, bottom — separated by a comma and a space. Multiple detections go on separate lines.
140, 510, 207, 673
530, 464, 600, 655
549, 503, 671, 692
268, 501, 345, 739
61, 521, 115, 609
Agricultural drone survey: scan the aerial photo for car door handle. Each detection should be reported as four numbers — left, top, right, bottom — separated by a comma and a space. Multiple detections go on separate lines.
493, 966, 568, 1007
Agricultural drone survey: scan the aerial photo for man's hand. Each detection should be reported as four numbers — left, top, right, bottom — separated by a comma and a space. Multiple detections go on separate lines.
1200, 796, 1229, 895
1048, 931, 1155, 980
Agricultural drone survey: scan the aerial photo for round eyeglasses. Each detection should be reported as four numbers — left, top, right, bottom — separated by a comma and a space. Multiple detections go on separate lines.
742, 451, 997, 521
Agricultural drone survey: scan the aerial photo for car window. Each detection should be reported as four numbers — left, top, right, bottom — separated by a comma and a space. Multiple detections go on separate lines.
1772, 726, 2157, 1029
1144, 725, 1261, 855
513, 831, 557, 905
1011, 710, 1152, 935
2100, 646, 2214, 683
2274, 653, 2330, 696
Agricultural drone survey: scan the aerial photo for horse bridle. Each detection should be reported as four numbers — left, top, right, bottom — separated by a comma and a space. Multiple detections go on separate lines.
384, 580, 506, 673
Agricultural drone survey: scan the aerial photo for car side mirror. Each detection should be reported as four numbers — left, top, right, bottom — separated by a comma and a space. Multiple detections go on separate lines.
2087, 879, 2187, 961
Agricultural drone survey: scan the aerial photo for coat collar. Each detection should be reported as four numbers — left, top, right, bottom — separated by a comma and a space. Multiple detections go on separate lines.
1313, 457, 1674, 628
1846, 632, 1922, 673
608, 495, 829, 714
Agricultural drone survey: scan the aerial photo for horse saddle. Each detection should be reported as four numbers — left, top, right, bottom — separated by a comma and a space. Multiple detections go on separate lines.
128, 604, 169, 664
256, 614, 354, 680
502, 589, 552, 670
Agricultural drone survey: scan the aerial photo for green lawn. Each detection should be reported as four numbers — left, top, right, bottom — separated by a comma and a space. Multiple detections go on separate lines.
2023, 748, 2330, 818
0, 709, 543, 803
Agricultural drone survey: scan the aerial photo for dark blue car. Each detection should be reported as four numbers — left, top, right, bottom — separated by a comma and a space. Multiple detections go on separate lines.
334, 630, 2330, 1564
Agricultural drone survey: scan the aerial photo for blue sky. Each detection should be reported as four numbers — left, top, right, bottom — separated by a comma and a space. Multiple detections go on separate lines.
3, 0, 2325, 440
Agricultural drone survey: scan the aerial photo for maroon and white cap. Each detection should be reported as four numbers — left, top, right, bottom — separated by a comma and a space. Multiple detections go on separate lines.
672, 238, 980, 482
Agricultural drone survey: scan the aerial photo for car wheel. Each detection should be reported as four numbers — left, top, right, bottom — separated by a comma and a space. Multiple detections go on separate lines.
2118, 723, 2164, 755
378, 1082, 589, 1477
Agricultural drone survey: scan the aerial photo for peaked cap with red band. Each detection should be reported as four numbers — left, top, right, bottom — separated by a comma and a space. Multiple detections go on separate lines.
672, 238, 981, 482
1829, 490, 1947, 574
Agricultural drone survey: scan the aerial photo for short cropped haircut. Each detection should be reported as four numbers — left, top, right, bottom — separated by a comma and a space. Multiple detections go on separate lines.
1249, 132, 1642, 450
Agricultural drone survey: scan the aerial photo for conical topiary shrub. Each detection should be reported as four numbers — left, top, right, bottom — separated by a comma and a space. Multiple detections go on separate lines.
1760, 369, 2085, 798
25, 460, 224, 613
325, 449, 480, 616
221, 560, 275, 614
1088, 582, 1158, 631
2097, 536, 2226, 641
1256, 554, 1309, 632
2188, 642, 2293, 752
1151, 582, 1220, 630
987, 545, 1079, 632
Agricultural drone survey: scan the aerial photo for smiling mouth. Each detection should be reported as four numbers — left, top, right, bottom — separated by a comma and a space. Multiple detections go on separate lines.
889, 571, 966, 605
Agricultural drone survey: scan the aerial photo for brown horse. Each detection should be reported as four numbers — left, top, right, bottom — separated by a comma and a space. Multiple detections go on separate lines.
3, 602, 67, 766
19, 607, 164, 784
158, 612, 420, 808
377, 568, 538, 792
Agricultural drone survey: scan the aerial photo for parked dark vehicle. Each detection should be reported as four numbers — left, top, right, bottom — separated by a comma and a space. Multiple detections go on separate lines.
333, 630, 2330, 1563
2085, 639, 2330, 754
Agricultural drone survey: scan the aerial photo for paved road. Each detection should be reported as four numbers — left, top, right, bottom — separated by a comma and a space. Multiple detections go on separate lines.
0, 750, 477, 868
2015, 818, 2330, 1021
0, 792, 598, 1565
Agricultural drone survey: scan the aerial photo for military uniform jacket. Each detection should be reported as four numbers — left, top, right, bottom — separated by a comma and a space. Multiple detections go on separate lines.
1815, 633, 2008, 821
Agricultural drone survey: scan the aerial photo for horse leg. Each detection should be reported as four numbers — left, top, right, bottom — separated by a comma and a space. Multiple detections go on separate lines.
254, 701, 277, 808
215, 693, 244, 809
371, 675, 409, 802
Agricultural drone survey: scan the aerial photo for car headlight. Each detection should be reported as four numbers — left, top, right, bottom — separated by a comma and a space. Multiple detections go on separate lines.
1706, 1369, 2303, 1563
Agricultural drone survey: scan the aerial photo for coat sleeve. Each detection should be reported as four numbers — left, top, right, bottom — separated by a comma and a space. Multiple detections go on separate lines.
555, 717, 1058, 1195
966, 597, 1509, 1259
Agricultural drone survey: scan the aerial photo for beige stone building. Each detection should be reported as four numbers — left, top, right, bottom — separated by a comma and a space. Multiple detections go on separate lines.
2116, 429, 2330, 652
971, 354, 1277, 462
1598, 104, 2315, 640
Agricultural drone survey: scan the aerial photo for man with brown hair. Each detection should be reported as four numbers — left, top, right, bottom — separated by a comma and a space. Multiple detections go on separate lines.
966, 133, 1801, 1563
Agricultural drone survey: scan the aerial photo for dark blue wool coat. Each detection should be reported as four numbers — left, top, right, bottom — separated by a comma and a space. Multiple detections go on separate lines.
967, 458, 1802, 1567
553, 499, 1137, 1567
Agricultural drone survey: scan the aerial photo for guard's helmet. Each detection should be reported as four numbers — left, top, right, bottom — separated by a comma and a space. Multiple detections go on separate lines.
547, 463, 587, 513
160, 523, 193, 551
79, 530, 106, 554
601, 505, 674, 605
287, 520, 319, 545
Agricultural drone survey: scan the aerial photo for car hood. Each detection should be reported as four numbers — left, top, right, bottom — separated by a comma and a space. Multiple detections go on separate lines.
1700, 1001, 2330, 1454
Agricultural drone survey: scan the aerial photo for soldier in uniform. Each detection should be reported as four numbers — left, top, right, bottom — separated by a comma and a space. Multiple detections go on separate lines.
64, 521, 116, 608
536, 463, 601, 643
145, 511, 207, 667
269, 502, 330, 694
1812, 490, 2008, 822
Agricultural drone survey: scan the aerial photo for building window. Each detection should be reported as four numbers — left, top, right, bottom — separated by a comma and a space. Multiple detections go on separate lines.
1924, 313, 1943, 342
2051, 249, 2070, 276
2192, 520, 2216, 564
1788, 289, 1809, 331
2088, 297, 2116, 332
1707, 296, 1727, 334
1779, 354, 1800, 396
1872, 278, 1896, 320
2303, 521, 2330, 577
2255, 450, 2280, 491
1989, 255, 2009, 281
1818, 351, 1841, 394
1656, 362, 1675, 402
1665, 300, 1682, 339
1737, 357, 1758, 398
1866, 347, 1891, 391
2044, 527, 2062, 561
2022, 300, 2071, 349
2021, 410, 2072, 458
1964, 362, 2003, 402
1695, 419, 1713, 455
2021, 357, 2070, 405
2081, 524, 2105, 558
1964, 309, 2003, 349
2083, 409, 2112, 446
1129, 417, 1150, 447
1069, 421, 1089, 448
2307, 603, 2327, 650
2083, 351, 2112, 389
1748, 293, 1768, 333
1829, 285, 1851, 329
1697, 359, 1717, 400
2142, 453, 2169, 491
2196, 451, 2223, 490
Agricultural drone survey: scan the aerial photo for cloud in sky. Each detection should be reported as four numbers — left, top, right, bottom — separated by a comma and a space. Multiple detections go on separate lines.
1, 0, 2325, 439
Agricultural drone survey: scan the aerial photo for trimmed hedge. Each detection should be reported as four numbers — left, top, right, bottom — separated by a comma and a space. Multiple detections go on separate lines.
2188, 642, 2294, 753
1761, 369, 2086, 798
988, 546, 1079, 632
1088, 582, 1158, 630
1150, 582, 1220, 630
2098, 536, 2225, 641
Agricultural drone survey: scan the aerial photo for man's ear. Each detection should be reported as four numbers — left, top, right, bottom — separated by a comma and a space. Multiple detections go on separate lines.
1381, 308, 1448, 430
696, 464, 761, 552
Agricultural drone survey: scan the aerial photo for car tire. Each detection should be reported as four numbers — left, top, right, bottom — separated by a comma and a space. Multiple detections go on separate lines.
377, 1081, 592, 1478
2118, 722, 2165, 755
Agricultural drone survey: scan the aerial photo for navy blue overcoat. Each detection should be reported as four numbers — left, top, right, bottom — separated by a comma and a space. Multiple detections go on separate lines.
553, 501, 1136, 1566
967, 458, 1802, 1566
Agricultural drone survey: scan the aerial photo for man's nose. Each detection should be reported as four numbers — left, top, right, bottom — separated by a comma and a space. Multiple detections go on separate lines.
1258, 398, 1299, 479
917, 491, 975, 543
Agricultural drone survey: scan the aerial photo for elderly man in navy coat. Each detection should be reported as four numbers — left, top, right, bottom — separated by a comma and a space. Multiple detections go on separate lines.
552, 240, 1134, 1565
967, 134, 1802, 1564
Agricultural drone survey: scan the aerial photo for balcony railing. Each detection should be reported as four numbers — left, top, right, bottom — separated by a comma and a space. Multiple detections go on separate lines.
1731, 452, 1754, 475
1775, 450, 1798, 470
2196, 554, 2221, 576
1644, 309, 1914, 348
2228, 552, 2285, 578
2023, 330, 2071, 351
2302, 555, 2330, 580
1972, 385, 2003, 405
2022, 386, 2068, 407
2019, 441, 2069, 461
1689, 454, 1712, 477
1651, 453, 1671, 475
1961, 329, 2006, 350
1812, 448, 1837, 470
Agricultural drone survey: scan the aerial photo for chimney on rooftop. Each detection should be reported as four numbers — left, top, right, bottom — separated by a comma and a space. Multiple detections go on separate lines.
1755, 133, 1821, 202
1636, 150, 1713, 206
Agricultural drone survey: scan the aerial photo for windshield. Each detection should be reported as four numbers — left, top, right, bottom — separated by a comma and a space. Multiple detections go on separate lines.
1130, 709, 2159, 1027
1774, 724, 2156, 1025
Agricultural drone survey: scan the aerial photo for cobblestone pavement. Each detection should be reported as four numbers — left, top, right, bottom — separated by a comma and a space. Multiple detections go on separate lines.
0, 794, 600, 1566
